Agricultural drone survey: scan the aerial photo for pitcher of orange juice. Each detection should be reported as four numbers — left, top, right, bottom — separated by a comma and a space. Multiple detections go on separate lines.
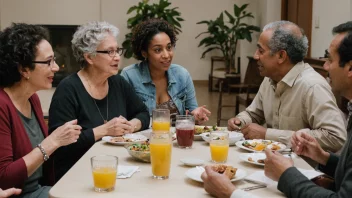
91, 155, 118, 192
152, 109, 170, 132
150, 132, 172, 179
210, 131, 229, 163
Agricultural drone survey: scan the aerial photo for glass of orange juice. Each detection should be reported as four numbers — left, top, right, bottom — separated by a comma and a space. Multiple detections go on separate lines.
91, 155, 118, 192
152, 109, 170, 133
210, 131, 229, 163
150, 132, 172, 179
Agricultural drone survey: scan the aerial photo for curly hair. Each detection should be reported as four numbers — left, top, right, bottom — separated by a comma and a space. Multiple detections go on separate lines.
71, 21, 119, 67
263, 21, 308, 64
0, 23, 49, 87
332, 21, 352, 67
131, 18, 177, 61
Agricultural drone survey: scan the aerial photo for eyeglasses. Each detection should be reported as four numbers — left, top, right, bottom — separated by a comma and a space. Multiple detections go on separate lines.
32, 57, 56, 67
96, 48, 125, 57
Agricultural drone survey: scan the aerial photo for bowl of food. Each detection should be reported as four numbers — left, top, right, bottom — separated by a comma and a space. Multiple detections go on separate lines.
124, 141, 151, 163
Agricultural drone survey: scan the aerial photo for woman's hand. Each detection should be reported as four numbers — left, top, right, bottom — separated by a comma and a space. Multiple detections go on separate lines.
0, 188, 21, 198
291, 130, 330, 165
49, 119, 82, 147
191, 105, 211, 125
105, 116, 134, 136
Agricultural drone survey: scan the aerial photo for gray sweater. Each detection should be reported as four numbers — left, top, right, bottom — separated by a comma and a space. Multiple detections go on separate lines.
278, 118, 352, 197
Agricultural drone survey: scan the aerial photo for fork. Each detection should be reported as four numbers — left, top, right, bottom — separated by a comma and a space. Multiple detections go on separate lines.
241, 185, 267, 191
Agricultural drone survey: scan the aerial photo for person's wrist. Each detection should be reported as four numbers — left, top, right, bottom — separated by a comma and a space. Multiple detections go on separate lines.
225, 184, 237, 197
320, 151, 330, 166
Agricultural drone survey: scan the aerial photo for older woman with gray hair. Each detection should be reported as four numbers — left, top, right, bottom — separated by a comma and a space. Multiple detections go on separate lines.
48, 21, 150, 181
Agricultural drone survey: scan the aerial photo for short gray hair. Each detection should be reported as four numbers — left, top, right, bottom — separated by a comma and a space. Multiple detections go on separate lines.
263, 21, 308, 64
71, 21, 119, 67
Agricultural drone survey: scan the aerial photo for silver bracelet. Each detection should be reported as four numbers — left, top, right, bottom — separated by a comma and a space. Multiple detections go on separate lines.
37, 144, 49, 161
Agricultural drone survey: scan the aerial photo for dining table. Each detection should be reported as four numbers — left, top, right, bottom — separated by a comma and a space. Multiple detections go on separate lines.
49, 131, 314, 198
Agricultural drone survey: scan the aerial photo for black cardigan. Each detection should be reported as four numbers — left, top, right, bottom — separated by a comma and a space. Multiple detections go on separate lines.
48, 73, 149, 181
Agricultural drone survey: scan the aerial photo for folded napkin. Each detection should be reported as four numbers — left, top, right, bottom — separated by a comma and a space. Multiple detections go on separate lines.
117, 165, 140, 179
245, 168, 324, 186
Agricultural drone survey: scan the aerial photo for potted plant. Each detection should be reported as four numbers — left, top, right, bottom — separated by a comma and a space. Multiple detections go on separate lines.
196, 4, 260, 74
122, 0, 184, 58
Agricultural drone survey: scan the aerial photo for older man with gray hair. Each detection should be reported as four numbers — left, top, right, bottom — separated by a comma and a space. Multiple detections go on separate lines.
228, 21, 346, 152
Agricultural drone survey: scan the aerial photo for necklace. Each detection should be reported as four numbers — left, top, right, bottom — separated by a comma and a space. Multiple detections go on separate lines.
83, 72, 109, 124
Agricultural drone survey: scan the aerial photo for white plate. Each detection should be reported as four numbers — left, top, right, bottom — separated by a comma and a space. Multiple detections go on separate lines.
138, 128, 176, 140
201, 132, 244, 146
180, 158, 205, 167
185, 167, 247, 182
193, 135, 203, 141
239, 153, 266, 166
102, 134, 147, 146
235, 140, 286, 152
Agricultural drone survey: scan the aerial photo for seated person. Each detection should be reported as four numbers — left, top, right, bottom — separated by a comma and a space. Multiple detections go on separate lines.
121, 18, 210, 125
0, 23, 81, 197
48, 21, 150, 181
202, 21, 352, 198
227, 20, 346, 153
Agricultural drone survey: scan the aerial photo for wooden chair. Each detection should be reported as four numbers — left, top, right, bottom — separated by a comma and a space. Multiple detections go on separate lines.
217, 56, 263, 126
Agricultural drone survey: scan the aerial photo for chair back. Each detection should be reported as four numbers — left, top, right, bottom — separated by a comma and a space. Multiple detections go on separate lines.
243, 56, 264, 85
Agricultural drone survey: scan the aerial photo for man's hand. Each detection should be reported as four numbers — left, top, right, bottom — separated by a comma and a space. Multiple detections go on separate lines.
291, 130, 330, 165
241, 123, 266, 139
201, 166, 236, 198
0, 188, 22, 198
264, 149, 293, 181
227, 117, 242, 131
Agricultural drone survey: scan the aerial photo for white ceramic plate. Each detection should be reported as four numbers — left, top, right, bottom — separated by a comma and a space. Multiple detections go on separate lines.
185, 167, 247, 182
194, 126, 227, 135
102, 134, 147, 146
235, 140, 286, 152
180, 158, 205, 167
239, 153, 266, 166
138, 128, 176, 140
200, 132, 244, 146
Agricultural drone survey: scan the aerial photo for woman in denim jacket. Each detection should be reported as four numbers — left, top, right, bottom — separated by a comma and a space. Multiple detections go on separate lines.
121, 19, 210, 125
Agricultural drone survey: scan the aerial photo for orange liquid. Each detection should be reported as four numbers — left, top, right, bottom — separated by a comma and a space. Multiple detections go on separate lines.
210, 143, 229, 162
92, 167, 117, 189
152, 121, 170, 132
150, 143, 172, 177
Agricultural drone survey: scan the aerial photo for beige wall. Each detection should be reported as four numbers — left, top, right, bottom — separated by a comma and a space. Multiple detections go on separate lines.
311, 0, 351, 58
1, 0, 262, 81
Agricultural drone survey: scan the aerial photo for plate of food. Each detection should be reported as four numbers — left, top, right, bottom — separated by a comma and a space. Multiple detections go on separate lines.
102, 134, 147, 146
185, 164, 246, 182
235, 139, 286, 152
239, 153, 266, 166
200, 132, 243, 146
194, 126, 227, 140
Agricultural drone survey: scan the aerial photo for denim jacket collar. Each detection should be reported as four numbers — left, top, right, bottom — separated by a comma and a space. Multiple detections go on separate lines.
139, 61, 177, 86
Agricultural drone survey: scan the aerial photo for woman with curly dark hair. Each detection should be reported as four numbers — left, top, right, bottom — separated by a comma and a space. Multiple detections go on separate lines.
121, 18, 210, 125
0, 23, 82, 198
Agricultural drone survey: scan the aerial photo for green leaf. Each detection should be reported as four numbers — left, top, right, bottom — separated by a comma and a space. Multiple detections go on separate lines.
200, 47, 221, 58
240, 4, 249, 13
234, 4, 241, 17
224, 10, 235, 24
127, 6, 137, 14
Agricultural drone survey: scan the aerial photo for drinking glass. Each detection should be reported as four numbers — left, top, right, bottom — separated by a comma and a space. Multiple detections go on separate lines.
175, 115, 195, 148
91, 155, 118, 192
152, 109, 170, 133
150, 132, 172, 179
209, 131, 229, 163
